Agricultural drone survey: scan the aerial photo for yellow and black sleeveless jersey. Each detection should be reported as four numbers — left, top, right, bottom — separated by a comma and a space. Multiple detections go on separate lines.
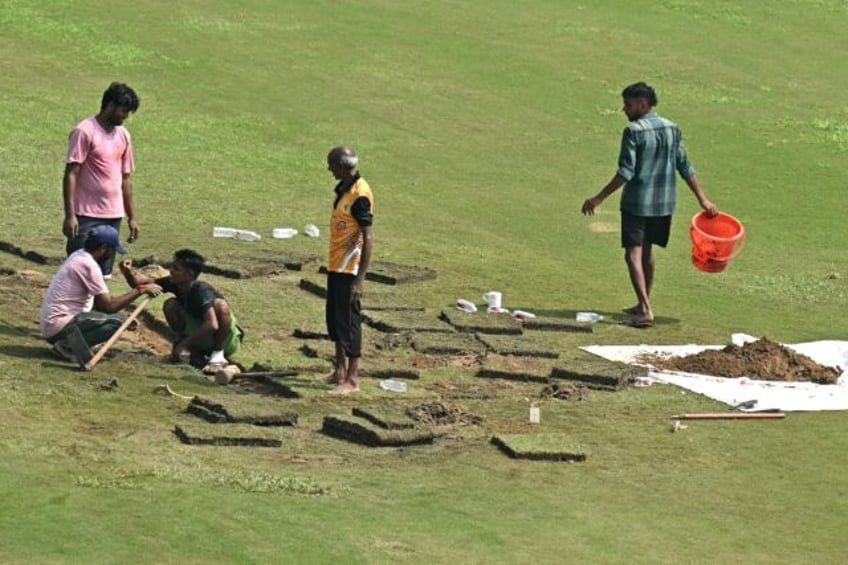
328, 176, 374, 275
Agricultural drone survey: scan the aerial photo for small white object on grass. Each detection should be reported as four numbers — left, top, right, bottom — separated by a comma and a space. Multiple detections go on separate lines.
272, 228, 298, 239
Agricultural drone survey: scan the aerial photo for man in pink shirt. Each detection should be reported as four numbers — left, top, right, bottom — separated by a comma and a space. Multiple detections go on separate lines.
40, 225, 161, 364
63, 82, 140, 278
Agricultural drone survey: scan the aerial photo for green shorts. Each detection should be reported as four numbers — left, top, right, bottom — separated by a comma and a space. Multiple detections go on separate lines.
184, 314, 243, 357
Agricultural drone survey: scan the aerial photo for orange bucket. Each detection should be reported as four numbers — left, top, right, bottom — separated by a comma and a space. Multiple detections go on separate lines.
690, 212, 746, 273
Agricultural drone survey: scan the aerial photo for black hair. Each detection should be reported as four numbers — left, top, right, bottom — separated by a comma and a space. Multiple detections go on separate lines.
172, 249, 205, 279
621, 82, 658, 107
100, 82, 140, 112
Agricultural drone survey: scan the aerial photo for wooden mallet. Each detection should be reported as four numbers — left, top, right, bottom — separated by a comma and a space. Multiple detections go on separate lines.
83, 297, 152, 371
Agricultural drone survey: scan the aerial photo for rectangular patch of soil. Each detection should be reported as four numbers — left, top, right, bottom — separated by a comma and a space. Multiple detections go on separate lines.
299, 277, 327, 299
491, 434, 586, 462
189, 396, 298, 426
522, 316, 593, 333
412, 332, 486, 355
293, 328, 330, 339
476, 354, 556, 383
174, 422, 283, 447
204, 253, 321, 279
439, 310, 523, 335
320, 261, 436, 285
351, 407, 416, 429
364, 311, 454, 334
550, 358, 647, 390
0, 241, 56, 265
321, 415, 435, 447
475, 333, 559, 358
360, 367, 421, 380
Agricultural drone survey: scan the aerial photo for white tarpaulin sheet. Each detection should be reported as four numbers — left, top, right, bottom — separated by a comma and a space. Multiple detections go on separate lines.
582, 334, 848, 412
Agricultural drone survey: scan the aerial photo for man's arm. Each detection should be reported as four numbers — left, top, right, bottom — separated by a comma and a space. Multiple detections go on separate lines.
93, 284, 162, 314
118, 259, 156, 288
352, 226, 373, 300
121, 174, 139, 243
62, 163, 82, 238
582, 174, 626, 216
684, 175, 718, 216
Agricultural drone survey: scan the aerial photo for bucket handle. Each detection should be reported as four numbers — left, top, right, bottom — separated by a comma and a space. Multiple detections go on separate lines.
725, 226, 747, 262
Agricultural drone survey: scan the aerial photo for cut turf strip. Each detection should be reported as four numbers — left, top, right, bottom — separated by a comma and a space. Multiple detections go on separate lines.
439, 310, 523, 335
188, 396, 298, 426
360, 367, 421, 380
174, 422, 283, 447
321, 415, 435, 447
351, 407, 416, 429
550, 358, 647, 390
364, 311, 454, 333
475, 333, 559, 358
521, 316, 593, 333
491, 433, 587, 462
412, 332, 486, 355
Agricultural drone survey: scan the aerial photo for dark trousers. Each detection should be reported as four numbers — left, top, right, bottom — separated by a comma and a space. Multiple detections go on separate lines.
66, 216, 123, 276
48, 311, 126, 348
325, 272, 362, 358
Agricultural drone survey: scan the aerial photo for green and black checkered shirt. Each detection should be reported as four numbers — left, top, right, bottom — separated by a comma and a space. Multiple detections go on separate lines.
617, 111, 696, 217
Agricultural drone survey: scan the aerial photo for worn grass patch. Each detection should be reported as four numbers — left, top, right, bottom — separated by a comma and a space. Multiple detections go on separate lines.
439, 309, 523, 335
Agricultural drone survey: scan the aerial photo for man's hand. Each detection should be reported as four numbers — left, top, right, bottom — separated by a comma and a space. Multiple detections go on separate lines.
581, 196, 603, 216
62, 216, 79, 239
700, 199, 719, 217
127, 218, 140, 243
137, 283, 163, 298
351, 278, 364, 302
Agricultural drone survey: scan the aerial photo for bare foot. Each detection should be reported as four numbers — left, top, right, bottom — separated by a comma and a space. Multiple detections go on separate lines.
328, 380, 359, 395
325, 369, 345, 385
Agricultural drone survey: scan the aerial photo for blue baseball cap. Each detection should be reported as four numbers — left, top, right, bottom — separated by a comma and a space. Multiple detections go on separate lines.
86, 225, 127, 254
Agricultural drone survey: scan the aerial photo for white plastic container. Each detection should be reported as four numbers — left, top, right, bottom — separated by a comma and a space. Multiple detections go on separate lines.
576, 312, 604, 323
272, 228, 298, 239
213, 227, 236, 238
529, 405, 541, 424
379, 379, 408, 393
456, 299, 477, 313
213, 227, 261, 241
512, 310, 536, 320
304, 224, 320, 238
234, 230, 261, 241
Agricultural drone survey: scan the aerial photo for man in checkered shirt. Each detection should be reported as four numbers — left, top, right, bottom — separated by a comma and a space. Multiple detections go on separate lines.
582, 82, 719, 327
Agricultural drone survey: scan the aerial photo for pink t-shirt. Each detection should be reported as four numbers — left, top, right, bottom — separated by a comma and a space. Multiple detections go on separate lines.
39, 250, 109, 338
67, 116, 135, 218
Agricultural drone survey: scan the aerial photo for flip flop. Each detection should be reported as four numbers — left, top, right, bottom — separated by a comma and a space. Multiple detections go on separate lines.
621, 316, 654, 328
622, 306, 641, 315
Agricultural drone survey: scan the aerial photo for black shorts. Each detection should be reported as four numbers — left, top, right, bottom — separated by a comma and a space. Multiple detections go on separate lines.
621, 212, 671, 248
325, 272, 362, 358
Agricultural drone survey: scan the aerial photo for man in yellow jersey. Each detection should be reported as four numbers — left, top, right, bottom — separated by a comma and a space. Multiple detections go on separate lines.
325, 145, 374, 395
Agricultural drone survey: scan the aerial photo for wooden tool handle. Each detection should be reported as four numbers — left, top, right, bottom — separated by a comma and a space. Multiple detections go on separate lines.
672, 412, 785, 420
84, 297, 152, 371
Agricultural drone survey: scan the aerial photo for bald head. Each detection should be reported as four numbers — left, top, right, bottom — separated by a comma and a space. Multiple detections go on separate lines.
327, 145, 359, 181
328, 146, 358, 169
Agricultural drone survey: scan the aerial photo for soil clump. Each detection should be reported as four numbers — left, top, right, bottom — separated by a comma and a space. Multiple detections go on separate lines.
642, 338, 840, 384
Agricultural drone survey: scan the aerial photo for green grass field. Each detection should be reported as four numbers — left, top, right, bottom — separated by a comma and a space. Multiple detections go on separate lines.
2, 1, 848, 563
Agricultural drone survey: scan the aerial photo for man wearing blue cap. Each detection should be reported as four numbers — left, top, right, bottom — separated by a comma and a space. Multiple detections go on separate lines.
39, 225, 161, 363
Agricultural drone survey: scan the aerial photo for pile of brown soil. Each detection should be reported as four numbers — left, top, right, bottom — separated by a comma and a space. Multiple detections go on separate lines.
643, 338, 840, 384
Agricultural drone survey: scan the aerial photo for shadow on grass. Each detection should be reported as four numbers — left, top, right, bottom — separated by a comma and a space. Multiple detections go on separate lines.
0, 323, 39, 338
0, 342, 76, 368
524, 308, 681, 326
